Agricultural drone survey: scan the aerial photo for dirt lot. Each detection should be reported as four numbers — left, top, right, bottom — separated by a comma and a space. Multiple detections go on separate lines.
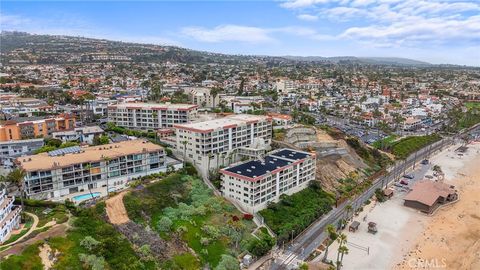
105, 191, 130, 225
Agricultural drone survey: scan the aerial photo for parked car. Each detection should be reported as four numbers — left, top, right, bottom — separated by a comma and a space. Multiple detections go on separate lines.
400, 180, 409, 185
403, 174, 414, 179
421, 159, 429, 165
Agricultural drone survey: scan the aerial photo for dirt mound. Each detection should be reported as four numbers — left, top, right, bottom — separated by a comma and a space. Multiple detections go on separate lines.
279, 126, 369, 192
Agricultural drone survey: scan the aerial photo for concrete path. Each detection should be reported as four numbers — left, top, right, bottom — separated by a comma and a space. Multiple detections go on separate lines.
0, 223, 68, 258
0, 211, 39, 248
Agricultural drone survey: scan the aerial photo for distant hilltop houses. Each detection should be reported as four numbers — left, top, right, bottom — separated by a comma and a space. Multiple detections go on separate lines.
0, 32, 478, 212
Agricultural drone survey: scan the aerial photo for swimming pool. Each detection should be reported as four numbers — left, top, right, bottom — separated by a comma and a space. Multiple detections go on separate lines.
72, 192, 101, 202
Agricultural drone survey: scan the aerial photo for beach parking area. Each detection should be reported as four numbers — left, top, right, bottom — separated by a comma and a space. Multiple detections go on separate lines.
314, 141, 480, 270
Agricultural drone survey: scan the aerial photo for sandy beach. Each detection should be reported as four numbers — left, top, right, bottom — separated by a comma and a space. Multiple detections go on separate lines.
395, 142, 480, 270
318, 141, 480, 270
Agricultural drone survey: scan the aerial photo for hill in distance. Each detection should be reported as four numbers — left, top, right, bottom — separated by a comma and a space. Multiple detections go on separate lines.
1, 31, 432, 67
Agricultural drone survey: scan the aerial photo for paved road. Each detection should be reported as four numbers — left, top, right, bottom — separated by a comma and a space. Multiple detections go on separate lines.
269, 126, 480, 269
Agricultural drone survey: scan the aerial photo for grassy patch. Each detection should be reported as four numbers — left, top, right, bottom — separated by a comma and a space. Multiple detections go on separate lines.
0, 241, 43, 270
465, 102, 480, 110
390, 134, 441, 159
26, 204, 68, 227
162, 253, 201, 270
346, 137, 392, 169
259, 182, 335, 243
372, 135, 398, 149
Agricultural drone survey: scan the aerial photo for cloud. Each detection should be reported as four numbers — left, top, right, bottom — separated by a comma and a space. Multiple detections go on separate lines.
280, 0, 332, 9
181, 25, 273, 43
280, 0, 480, 48
0, 13, 31, 26
181, 24, 326, 43
340, 15, 480, 47
297, 14, 319, 21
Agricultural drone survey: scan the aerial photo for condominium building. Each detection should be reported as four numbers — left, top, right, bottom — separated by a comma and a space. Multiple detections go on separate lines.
16, 140, 167, 201
107, 102, 198, 130
184, 87, 220, 108
0, 138, 44, 168
220, 149, 316, 213
174, 114, 272, 175
0, 114, 76, 141
52, 126, 104, 145
0, 184, 21, 244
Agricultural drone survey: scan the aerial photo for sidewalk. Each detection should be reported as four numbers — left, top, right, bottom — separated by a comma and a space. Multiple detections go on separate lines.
0, 212, 39, 248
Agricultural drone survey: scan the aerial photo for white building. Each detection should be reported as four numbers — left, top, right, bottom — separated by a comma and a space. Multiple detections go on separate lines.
0, 184, 21, 244
52, 126, 104, 145
174, 114, 272, 175
0, 139, 44, 168
107, 102, 198, 130
16, 140, 168, 201
220, 148, 316, 213
274, 80, 296, 95
183, 87, 221, 109
403, 117, 424, 131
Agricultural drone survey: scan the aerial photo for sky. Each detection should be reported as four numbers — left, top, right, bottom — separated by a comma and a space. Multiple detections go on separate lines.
1, 0, 479, 66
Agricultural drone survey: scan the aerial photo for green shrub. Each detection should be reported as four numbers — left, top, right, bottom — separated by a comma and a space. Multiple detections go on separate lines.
259, 182, 335, 243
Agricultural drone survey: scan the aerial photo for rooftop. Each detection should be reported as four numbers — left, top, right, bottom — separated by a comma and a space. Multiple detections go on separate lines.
271, 149, 309, 160
175, 114, 270, 132
222, 149, 313, 180
17, 139, 163, 171
109, 102, 197, 110
404, 181, 456, 206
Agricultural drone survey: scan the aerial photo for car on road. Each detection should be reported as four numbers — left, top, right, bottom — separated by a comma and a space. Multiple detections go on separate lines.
403, 174, 414, 179
421, 159, 429, 165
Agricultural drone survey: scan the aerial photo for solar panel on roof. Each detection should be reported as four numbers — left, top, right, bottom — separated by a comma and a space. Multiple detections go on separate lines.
48, 146, 81, 157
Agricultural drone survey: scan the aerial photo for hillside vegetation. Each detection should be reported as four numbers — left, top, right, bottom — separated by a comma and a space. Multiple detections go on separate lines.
259, 182, 335, 243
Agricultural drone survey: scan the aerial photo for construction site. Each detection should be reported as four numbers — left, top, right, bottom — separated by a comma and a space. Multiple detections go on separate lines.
273, 126, 372, 193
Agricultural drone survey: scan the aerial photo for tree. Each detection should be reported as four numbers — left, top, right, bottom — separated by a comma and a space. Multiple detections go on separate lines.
93, 135, 110, 145
80, 236, 100, 252
83, 164, 95, 200
210, 87, 222, 108
79, 254, 105, 270
7, 168, 26, 212
322, 224, 338, 263
345, 204, 353, 220
181, 140, 188, 167
157, 216, 173, 232
103, 157, 111, 196
215, 254, 240, 270
336, 233, 348, 270
299, 263, 309, 270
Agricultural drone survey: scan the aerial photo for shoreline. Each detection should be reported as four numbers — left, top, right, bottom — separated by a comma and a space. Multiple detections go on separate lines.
394, 142, 480, 270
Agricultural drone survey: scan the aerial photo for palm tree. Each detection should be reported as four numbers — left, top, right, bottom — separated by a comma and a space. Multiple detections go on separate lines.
103, 157, 111, 196
83, 164, 95, 199
7, 168, 26, 211
215, 152, 220, 169
345, 204, 353, 220
322, 224, 338, 263
181, 140, 188, 167
338, 245, 349, 269
336, 233, 348, 269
